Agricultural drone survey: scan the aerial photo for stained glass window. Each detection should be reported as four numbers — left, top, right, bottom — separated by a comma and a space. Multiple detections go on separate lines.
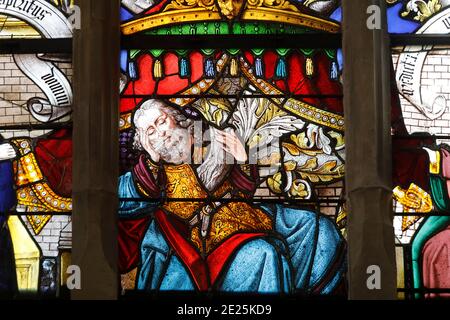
390, 1, 450, 299
0, 0, 73, 297
119, 0, 347, 296
292, 0, 450, 34
387, 0, 450, 34
0, 0, 74, 39
3, 0, 446, 301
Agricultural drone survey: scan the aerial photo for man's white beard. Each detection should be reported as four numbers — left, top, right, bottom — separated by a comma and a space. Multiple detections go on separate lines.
150, 125, 231, 192
151, 126, 192, 164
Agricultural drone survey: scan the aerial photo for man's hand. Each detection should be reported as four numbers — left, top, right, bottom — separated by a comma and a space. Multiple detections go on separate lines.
0, 143, 17, 161
216, 129, 248, 163
138, 128, 160, 163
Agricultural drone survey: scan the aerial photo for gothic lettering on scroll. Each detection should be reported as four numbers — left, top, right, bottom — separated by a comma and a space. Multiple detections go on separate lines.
41, 67, 70, 106
398, 54, 418, 97
0, 0, 51, 21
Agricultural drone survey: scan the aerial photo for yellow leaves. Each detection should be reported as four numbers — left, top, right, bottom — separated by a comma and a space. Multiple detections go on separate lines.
290, 180, 309, 198
199, 98, 231, 126
164, 0, 216, 11
255, 100, 286, 129
401, 0, 442, 22
267, 172, 283, 194
283, 142, 321, 157
247, 0, 299, 11
283, 160, 297, 171
281, 130, 344, 185
297, 157, 345, 183
328, 131, 345, 149
213, 109, 223, 125
289, 132, 315, 150
208, 98, 232, 112
283, 131, 324, 157
267, 171, 310, 199
282, 143, 301, 156
267, 156, 344, 199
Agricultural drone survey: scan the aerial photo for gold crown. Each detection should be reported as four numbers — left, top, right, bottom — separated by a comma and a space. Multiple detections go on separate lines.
121, 0, 340, 35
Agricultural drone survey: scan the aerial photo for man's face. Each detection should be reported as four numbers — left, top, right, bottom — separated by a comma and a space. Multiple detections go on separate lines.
136, 107, 192, 164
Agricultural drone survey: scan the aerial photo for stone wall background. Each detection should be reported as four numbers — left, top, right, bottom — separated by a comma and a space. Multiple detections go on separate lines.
392, 49, 450, 145
392, 49, 450, 243
0, 53, 72, 266
21, 216, 72, 257
0, 54, 72, 139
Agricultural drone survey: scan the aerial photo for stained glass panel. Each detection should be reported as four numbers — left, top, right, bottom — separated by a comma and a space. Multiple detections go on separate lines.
119, 0, 347, 297
0, 0, 72, 298
392, 46, 450, 299
118, 48, 347, 296
4, 0, 447, 300
0, 0, 74, 39
268, 0, 450, 34
387, 0, 450, 34
0, 53, 72, 297
120, 0, 341, 34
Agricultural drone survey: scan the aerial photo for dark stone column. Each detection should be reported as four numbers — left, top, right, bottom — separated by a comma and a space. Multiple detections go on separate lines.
342, 0, 397, 299
72, 0, 120, 299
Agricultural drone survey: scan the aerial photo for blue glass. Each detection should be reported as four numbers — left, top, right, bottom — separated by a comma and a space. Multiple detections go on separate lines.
337, 48, 344, 72
120, 50, 129, 74
205, 58, 215, 78
120, 6, 134, 22
387, 3, 420, 34
180, 57, 190, 78
276, 58, 287, 79
128, 61, 138, 80
255, 57, 264, 78
330, 7, 342, 23
330, 61, 339, 80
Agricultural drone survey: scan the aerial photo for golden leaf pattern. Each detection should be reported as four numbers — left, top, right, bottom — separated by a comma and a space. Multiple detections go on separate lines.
267, 172, 283, 194
247, 0, 300, 11
401, 0, 442, 22
290, 179, 310, 198
255, 102, 287, 129
164, 0, 217, 12
297, 157, 345, 183
198, 98, 232, 127
282, 142, 322, 157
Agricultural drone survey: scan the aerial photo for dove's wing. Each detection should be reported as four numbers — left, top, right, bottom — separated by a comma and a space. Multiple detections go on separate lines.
231, 96, 345, 199
231, 96, 305, 174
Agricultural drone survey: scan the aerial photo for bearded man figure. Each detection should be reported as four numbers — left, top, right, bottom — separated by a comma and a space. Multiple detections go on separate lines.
118, 99, 346, 294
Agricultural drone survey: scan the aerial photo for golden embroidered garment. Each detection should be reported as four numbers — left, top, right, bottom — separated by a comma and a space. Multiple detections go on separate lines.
161, 163, 273, 254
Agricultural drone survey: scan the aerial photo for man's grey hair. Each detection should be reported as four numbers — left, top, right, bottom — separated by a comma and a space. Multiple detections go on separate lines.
132, 99, 231, 191
132, 99, 194, 151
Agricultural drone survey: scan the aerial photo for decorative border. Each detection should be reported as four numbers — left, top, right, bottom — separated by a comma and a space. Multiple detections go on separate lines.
12, 139, 72, 235
121, 7, 339, 35
238, 57, 345, 131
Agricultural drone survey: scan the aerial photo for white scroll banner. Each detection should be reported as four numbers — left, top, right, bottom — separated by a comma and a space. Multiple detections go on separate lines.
14, 54, 72, 122
396, 7, 450, 120
0, 0, 73, 122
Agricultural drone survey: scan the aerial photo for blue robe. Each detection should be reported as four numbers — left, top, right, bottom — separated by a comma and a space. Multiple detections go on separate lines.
119, 172, 346, 295
0, 159, 17, 295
